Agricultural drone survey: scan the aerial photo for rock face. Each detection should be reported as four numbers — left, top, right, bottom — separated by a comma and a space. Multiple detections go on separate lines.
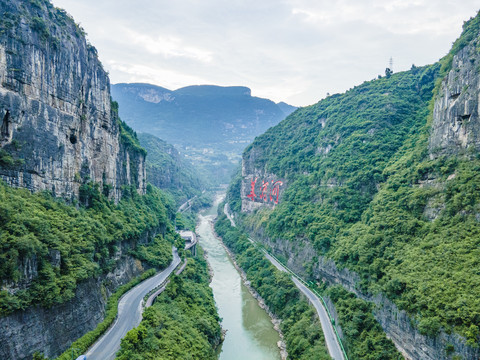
236, 26, 480, 359
241, 148, 286, 212
429, 36, 480, 157
0, 1, 150, 358
0, 0, 145, 201
0, 226, 162, 360
256, 234, 479, 360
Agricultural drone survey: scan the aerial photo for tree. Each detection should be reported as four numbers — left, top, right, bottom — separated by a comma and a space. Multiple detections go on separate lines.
385, 67, 393, 78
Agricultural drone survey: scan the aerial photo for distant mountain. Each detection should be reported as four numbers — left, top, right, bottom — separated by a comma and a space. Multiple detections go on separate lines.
276, 101, 297, 117
111, 83, 296, 183
138, 133, 207, 205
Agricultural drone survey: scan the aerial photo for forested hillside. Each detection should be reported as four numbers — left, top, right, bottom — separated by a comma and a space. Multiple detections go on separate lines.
116, 250, 222, 360
0, 0, 220, 358
138, 133, 208, 206
228, 11, 480, 359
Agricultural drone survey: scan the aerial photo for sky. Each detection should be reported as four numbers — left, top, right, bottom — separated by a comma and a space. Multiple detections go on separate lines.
51, 0, 480, 107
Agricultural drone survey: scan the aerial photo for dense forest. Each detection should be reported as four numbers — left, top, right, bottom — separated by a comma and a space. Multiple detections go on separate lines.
229, 10, 480, 352
0, 179, 175, 315
138, 132, 209, 206
215, 213, 403, 359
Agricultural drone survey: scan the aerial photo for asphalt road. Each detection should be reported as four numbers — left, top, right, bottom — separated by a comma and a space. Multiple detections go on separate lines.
263, 252, 345, 360
85, 248, 181, 360
224, 203, 344, 359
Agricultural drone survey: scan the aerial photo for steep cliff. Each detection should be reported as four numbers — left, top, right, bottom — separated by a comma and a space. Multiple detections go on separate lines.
430, 16, 480, 157
228, 11, 480, 359
0, 236, 147, 360
0, 0, 145, 201
0, 1, 178, 359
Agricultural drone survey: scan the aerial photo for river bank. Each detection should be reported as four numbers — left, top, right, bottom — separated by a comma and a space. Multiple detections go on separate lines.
197, 195, 282, 360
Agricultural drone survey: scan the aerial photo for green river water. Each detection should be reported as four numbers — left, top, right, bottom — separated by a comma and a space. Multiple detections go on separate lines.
197, 197, 281, 360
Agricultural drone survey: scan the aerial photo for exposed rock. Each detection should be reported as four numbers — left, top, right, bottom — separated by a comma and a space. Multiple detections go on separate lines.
429, 37, 480, 157
241, 155, 286, 213
0, 0, 145, 201
0, 225, 163, 360
255, 234, 479, 360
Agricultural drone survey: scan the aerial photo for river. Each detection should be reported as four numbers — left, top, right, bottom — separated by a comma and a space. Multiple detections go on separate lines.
196, 196, 281, 360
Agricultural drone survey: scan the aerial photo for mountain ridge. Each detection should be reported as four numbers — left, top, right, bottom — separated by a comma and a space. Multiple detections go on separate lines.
226, 10, 480, 359
111, 82, 297, 183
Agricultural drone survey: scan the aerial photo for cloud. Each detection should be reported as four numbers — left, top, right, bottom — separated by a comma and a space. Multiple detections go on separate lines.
122, 29, 213, 62
52, 0, 480, 106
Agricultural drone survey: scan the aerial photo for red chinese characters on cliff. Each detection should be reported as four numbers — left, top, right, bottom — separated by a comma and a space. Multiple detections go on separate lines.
270, 180, 282, 204
247, 177, 257, 201
246, 178, 283, 204
260, 180, 269, 201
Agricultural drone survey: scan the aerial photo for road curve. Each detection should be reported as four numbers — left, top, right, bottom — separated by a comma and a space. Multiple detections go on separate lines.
263, 252, 344, 360
223, 203, 344, 359
85, 248, 181, 360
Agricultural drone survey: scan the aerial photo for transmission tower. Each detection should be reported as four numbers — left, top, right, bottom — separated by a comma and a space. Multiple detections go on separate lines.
389, 57, 393, 72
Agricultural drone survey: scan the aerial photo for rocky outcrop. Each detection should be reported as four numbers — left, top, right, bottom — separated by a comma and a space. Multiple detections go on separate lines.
241, 151, 285, 212
429, 33, 480, 157
0, 225, 163, 360
236, 16, 480, 360
0, 0, 145, 201
0, 1, 153, 358
254, 234, 479, 360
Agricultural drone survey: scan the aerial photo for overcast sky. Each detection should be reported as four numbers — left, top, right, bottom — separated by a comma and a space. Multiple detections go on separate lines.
51, 0, 479, 106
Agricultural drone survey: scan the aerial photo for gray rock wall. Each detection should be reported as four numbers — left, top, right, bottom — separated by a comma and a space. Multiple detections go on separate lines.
241, 153, 286, 212
0, 224, 163, 360
0, 0, 145, 201
237, 28, 480, 359
0, 1, 152, 358
254, 233, 478, 360
429, 33, 480, 157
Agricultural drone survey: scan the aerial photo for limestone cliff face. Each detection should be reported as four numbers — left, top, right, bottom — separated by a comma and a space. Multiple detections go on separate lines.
429, 33, 480, 157
0, 232, 155, 360
241, 148, 286, 212
248, 232, 479, 360
0, 0, 145, 200
236, 25, 480, 359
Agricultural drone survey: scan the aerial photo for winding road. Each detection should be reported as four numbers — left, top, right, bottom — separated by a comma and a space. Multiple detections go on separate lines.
263, 252, 345, 360
224, 204, 345, 360
85, 248, 181, 360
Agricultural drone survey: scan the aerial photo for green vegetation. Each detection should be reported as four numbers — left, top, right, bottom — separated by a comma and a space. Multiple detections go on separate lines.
138, 132, 208, 207
215, 214, 331, 360
230, 13, 480, 348
31, 16, 49, 41
55, 269, 156, 360
0, 180, 174, 315
175, 212, 196, 231
130, 234, 173, 269
0, 148, 23, 169
237, 64, 439, 251
329, 150, 480, 343
322, 285, 402, 359
116, 249, 222, 360
438, 11, 480, 77
112, 101, 147, 157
